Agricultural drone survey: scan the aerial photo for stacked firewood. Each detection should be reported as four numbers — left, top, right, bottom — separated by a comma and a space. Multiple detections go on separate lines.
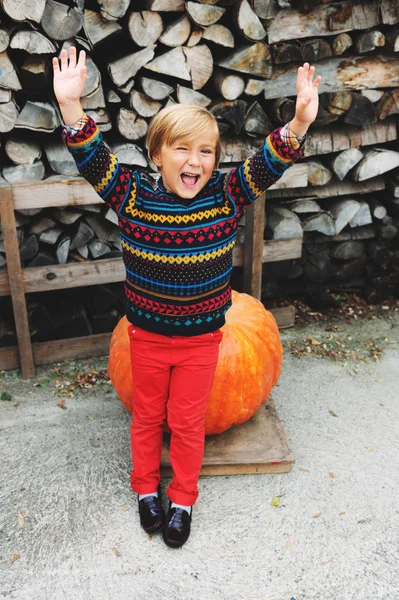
0, 0, 399, 317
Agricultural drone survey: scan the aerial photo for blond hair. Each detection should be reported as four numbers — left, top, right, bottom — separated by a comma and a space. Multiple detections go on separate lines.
146, 104, 221, 168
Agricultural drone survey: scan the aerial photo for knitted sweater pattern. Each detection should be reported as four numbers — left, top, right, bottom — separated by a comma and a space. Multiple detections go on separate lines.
63, 116, 304, 336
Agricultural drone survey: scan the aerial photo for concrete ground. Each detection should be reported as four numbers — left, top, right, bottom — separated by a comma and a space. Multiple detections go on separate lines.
1, 312, 399, 600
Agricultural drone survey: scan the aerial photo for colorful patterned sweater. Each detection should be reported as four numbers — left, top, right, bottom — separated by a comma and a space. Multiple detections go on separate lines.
62, 114, 305, 336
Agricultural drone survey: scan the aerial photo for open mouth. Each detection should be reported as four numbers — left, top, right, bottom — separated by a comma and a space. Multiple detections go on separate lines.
180, 172, 200, 188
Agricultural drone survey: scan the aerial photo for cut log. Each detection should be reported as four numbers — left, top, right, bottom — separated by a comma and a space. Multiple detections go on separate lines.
0, 89, 11, 103
19, 233, 39, 261
130, 91, 162, 117
303, 253, 334, 283
348, 201, 372, 228
44, 140, 79, 176
56, 234, 71, 264
19, 57, 48, 92
267, 2, 379, 44
128, 11, 164, 47
263, 55, 399, 100
216, 42, 272, 78
330, 241, 365, 261
41, 1, 84, 41
29, 216, 56, 235
350, 149, 399, 181
331, 148, 363, 181
369, 198, 387, 220
271, 41, 302, 64
2, 161, 45, 183
159, 14, 191, 47
377, 220, 398, 240
186, 28, 202, 46
265, 205, 303, 240
355, 30, 385, 54
384, 25, 399, 52
106, 90, 121, 104
236, 0, 266, 41
185, 2, 225, 26
376, 89, 399, 120
83, 9, 122, 47
15, 101, 60, 132
5, 136, 42, 165
268, 97, 294, 125
0, 27, 10, 54
97, 0, 130, 21
328, 91, 352, 116
286, 199, 321, 214
0, 51, 22, 90
85, 109, 112, 133
69, 221, 94, 250
244, 101, 273, 137
80, 84, 106, 110
379, 0, 399, 25
343, 93, 377, 126
332, 33, 353, 56
10, 30, 57, 54
360, 89, 384, 103
176, 85, 211, 107
213, 72, 245, 101
367, 240, 391, 267
145, 0, 185, 10
307, 161, 333, 186
108, 46, 156, 88
110, 141, 147, 167
202, 24, 234, 48
301, 38, 332, 62
117, 108, 148, 141
210, 100, 247, 134
51, 208, 82, 225
89, 241, 111, 259
334, 256, 368, 283
183, 44, 213, 90
145, 47, 191, 81
0, 0, 45, 23
302, 212, 335, 236
304, 118, 397, 157
252, 0, 278, 20
140, 77, 173, 100
330, 199, 361, 234
244, 79, 266, 96
0, 100, 19, 133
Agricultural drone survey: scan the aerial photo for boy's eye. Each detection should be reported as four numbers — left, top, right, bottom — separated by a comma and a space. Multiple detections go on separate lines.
201, 149, 213, 154
176, 146, 188, 151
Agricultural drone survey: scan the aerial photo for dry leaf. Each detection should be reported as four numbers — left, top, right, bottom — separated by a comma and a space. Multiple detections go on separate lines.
309, 337, 321, 345
299, 468, 310, 473
111, 547, 121, 557
365, 445, 376, 452
339, 512, 346, 516
329, 473, 336, 479
313, 513, 321, 518
284, 539, 293, 548
329, 410, 338, 417
11, 553, 20, 564
57, 400, 66, 409
18, 513, 24, 529
271, 496, 280, 507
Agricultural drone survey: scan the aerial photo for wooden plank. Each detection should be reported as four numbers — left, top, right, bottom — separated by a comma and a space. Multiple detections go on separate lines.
220, 162, 308, 190
267, 176, 385, 200
0, 186, 35, 378
267, 1, 379, 44
269, 305, 295, 329
161, 399, 294, 476
304, 119, 397, 157
264, 54, 399, 100
243, 193, 265, 299
0, 346, 19, 371
0, 238, 303, 297
32, 332, 112, 366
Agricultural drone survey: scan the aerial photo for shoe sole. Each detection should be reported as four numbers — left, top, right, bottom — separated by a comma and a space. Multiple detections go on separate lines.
142, 519, 164, 535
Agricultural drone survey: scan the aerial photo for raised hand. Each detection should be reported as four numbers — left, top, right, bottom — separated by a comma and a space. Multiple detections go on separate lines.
52, 47, 87, 107
294, 62, 322, 126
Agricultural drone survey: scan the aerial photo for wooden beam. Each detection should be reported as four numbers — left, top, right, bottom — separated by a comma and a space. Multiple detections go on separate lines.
0, 186, 35, 378
0, 238, 303, 297
243, 193, 265, 299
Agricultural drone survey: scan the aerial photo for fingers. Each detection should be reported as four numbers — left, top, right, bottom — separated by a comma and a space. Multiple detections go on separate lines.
69, 46, 77, 69
298, 63, 321, 87
53, 47, 84, 71
77, 49, 86, 68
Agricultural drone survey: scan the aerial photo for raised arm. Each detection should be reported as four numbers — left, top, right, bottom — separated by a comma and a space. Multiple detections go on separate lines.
224, 63, 321, 218
53, 47, 136, 214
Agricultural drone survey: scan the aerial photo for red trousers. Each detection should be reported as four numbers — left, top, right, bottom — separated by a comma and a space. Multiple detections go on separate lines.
128, 325, 223, 506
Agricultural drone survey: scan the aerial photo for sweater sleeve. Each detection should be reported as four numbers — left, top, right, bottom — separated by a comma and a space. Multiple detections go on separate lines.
222, 123, 306, 220
61, 113, 137, 214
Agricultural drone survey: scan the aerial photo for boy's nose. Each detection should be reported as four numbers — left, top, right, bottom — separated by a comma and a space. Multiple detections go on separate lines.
187, 153, 200, 167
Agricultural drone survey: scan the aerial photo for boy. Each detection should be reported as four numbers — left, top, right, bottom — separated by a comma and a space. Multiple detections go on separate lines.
53, 47, 321, 548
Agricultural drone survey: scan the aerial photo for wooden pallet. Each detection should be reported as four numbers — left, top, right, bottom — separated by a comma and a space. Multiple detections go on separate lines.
160, 398, 294, 477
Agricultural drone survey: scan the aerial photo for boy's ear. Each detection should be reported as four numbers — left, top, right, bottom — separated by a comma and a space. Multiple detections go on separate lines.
151, 151, 162, 168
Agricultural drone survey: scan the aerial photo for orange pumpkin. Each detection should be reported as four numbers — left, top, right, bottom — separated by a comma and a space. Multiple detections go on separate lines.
108, 290, 283, 435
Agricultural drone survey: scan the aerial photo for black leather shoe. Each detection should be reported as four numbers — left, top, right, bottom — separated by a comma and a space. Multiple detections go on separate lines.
138, 487, 165, 534
163, 502, 192, 548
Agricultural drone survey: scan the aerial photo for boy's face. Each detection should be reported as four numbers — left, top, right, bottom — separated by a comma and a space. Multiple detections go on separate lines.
152, 126, 218, 199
